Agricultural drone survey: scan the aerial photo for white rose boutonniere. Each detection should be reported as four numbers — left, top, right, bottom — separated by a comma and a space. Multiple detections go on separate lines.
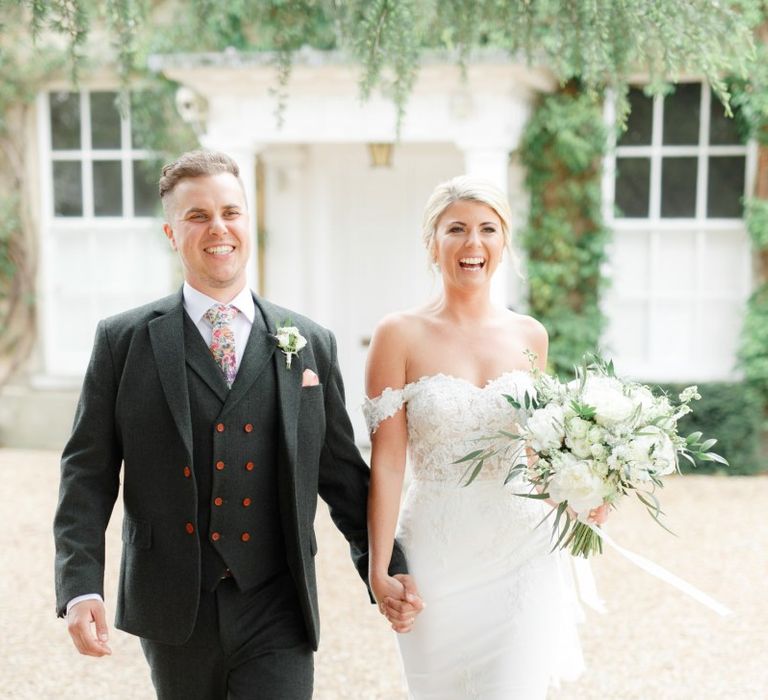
274, 323, 307, 369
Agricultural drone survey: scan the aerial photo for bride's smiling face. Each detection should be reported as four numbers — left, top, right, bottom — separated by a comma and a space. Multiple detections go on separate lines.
432, 199, 505, 289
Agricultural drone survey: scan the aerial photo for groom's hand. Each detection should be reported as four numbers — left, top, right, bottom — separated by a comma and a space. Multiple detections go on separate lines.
382, 574, 425, 634
67, 599, 112, 657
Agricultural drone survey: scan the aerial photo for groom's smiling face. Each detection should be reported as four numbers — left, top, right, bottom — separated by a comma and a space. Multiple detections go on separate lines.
162, 172, 250, 301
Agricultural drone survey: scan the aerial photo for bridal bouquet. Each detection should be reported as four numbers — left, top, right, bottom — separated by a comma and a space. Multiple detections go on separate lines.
459, 355, 728, 558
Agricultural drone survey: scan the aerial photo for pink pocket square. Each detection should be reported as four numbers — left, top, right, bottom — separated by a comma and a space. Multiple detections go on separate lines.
302, 369, 319, 387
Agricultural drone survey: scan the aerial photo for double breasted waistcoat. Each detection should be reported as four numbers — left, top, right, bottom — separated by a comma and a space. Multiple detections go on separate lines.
183, 308, 288, 592
53, 289, 408, 648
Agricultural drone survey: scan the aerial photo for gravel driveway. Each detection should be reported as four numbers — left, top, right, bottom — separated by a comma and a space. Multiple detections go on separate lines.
2, 449, 766, 699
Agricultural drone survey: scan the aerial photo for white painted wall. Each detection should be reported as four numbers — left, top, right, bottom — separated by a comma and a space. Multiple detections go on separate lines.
262, 142, 464, 441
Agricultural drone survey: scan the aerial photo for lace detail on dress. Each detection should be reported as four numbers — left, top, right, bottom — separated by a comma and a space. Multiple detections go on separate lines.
363, 386, 407, 433
391, 371, 586, 697
403, 372, 532, 482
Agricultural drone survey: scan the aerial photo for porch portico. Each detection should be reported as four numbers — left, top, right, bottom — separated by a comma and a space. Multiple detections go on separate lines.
156, 51, 553, 440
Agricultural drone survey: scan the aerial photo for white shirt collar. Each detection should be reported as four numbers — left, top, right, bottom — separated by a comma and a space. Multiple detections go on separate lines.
182, 281, 256, 325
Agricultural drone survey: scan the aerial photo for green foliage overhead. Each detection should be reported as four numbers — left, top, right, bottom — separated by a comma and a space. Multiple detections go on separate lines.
655, 382, 765, 475
8, 0, 765, 123
729, 43, 768, 145
519, 87, 610, 377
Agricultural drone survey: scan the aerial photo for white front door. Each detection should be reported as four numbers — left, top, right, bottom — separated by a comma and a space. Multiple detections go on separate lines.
324, 143, 465, 442
262, 143, 464, 443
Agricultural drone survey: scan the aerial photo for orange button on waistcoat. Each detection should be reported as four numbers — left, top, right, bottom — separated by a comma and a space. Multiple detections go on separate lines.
216, 423, 225, 433
242, 497, 252, 507
214, 497, 223, 506
211, 532, 221, 542
185, 522, 194, 535
244, 423, 254, 433
215, 460, 225, 471
245, 461, 255, 471
241, 532, 251, 542
183, 466, 191, 478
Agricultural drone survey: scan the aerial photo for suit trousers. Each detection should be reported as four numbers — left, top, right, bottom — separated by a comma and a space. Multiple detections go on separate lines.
140, 570, 313, 700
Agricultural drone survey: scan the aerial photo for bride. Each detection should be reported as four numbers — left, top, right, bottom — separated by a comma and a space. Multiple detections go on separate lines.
364, 176, 607, 699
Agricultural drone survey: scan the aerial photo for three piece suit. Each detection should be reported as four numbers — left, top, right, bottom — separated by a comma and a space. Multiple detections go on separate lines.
54, 288, 406, 697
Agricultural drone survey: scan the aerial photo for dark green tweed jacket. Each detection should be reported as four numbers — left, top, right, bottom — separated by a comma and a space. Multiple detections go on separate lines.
53, 289, 406, 648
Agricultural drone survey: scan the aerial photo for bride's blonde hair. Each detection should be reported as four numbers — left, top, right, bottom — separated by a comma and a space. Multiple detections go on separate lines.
421, 175, 513, 262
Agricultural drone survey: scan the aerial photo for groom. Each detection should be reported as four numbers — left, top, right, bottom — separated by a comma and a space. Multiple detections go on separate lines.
54, 150, 421, 699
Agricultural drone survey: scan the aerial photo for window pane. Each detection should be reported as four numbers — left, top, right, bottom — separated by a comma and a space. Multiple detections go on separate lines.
53, 161, 83, 216
707, 156, 745, 218
133, 160, 160, 216
50, 92, 81, 150
661, 157, 697, 217
663, 83, 701, 145
615, 157, 650, 218
91, 92, 122, 149
93, 160, 123, 216
710, 90, 743, 145
619, 87, 653, 146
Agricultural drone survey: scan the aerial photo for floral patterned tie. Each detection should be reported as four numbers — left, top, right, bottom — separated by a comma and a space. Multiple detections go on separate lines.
204, 304, 238, 388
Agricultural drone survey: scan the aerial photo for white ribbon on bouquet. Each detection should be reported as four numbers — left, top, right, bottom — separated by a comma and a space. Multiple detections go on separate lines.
585, 523, 732, 617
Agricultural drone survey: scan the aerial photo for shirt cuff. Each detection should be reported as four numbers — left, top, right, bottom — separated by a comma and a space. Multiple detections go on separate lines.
66, 593, 103, 616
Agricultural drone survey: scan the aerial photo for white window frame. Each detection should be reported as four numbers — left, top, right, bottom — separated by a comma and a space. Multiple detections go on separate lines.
602, 82, 756, 382
606, 84, 753, 222
44, 89, 156, 221
36, 88, 164, 382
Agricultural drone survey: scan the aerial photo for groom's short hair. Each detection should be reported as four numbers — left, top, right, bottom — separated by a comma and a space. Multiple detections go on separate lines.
159, 150, 242, 217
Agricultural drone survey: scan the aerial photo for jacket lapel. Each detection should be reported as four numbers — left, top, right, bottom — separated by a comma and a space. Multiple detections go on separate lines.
182, 312, 229, 403
257, 296, 302, 475
148, 291, 194, 458
223, 299, 277, 412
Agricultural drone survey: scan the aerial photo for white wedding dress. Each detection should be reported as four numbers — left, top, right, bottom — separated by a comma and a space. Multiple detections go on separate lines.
364, 372, 586, 700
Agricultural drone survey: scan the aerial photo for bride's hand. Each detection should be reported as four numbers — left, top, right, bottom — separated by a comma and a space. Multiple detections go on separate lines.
562, 503, 610, 525
586, 503, 610, 525
372, 573, 425, 633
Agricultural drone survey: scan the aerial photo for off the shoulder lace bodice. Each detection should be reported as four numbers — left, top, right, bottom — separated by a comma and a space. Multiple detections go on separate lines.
363, 371, 533, 482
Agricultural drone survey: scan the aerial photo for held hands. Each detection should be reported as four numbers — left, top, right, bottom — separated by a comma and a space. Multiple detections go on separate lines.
67, 599, 112, 657
372, 573, 425, 633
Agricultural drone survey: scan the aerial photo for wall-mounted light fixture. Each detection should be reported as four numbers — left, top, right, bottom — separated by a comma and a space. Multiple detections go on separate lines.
367, 142, 394, 168
175, 86, 208, 136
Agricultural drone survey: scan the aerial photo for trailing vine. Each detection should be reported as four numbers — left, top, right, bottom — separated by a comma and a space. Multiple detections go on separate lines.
0, 0, 766, 388
730, 37, 768, 413
0, 9, 70, 385
518, 86, 610, 377
0, 3, 197, 387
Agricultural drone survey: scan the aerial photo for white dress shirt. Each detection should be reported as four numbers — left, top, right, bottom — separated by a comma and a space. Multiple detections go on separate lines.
181, 281, 256, 372
66, 283, 256, 615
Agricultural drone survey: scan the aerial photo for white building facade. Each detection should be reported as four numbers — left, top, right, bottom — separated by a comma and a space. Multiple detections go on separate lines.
0, 53, 753, 447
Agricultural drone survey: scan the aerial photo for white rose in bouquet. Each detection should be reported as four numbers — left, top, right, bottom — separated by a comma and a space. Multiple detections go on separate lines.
548, 453, 609, 519
580, 376, 635, 426
629, 385, 656, 422
526, 404, 565, 452
566, 437, 594, 459
623, 426, 678, 483
566, 416, 590, 438
644, 426, 677, 476
564, 416, 594, 458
